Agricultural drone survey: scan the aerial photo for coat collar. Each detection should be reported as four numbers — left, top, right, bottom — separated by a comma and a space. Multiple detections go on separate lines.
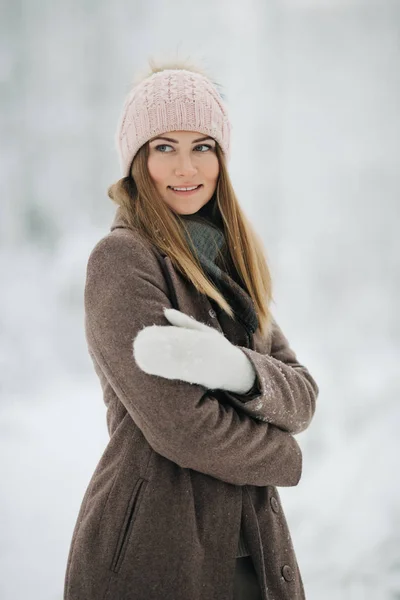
110, 206, 130, 231
110, 207, 169, 257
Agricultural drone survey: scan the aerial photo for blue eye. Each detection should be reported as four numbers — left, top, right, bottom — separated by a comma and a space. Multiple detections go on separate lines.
155, 144, 173, 152
195, 144, 213, 152
154, 144, 214, 153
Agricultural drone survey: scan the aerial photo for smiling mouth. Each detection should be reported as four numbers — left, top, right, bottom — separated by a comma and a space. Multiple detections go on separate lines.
168, 185, 203, 195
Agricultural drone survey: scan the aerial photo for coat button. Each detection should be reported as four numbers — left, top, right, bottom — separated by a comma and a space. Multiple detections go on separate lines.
270, 496, 279, 513
209, 308, 217, 318
281, 565, 294, 582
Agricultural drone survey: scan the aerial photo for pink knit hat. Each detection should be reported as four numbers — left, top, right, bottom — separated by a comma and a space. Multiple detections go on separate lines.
115, 68, 232, 177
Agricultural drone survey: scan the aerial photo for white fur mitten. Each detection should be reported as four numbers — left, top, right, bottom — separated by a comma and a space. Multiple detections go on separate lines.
133, 308, 256, 394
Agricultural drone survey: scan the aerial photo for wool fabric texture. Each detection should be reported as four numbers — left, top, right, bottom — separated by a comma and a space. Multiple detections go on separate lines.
63, 198, 319, 598
115, 69, 232, 177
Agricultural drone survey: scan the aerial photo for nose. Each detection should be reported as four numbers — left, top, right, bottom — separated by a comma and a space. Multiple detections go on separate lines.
174, 154, 198, 178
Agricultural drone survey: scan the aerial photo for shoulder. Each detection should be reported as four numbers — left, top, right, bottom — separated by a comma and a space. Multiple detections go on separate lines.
88, 226, 153, 259
86, 228, 167, 287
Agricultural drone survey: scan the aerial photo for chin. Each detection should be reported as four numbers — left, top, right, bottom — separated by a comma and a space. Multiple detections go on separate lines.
177, 208, 198, 215
172, 202, 201, 214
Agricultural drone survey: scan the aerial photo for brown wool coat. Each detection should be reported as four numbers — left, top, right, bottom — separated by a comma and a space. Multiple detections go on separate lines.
63, 207, 319, 600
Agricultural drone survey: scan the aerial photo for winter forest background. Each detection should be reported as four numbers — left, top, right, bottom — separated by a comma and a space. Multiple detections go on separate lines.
1, 0, 399, 598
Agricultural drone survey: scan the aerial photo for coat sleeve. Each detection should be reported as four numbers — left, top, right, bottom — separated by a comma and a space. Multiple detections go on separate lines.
84, 233, 302, 488
223, 318, 319, 435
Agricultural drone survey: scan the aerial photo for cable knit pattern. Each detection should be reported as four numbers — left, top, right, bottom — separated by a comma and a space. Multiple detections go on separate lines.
115, 69, 231, 176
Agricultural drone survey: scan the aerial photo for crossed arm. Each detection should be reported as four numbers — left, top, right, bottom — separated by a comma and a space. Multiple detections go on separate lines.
133, 302, 319, 436
84, 234, 314, 488
224, 319, 319, 435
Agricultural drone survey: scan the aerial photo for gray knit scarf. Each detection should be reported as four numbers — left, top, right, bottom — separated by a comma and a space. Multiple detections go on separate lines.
179, 196, 259, 335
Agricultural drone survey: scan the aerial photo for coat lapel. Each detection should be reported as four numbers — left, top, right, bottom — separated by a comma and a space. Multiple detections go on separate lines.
110, 206, 225, 334
160, 253, 226, 336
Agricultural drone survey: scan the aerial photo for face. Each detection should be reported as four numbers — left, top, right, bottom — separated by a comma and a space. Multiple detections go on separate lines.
147, 130, 220, 215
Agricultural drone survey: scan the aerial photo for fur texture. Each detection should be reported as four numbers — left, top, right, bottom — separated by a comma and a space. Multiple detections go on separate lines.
133, 308, 256, 394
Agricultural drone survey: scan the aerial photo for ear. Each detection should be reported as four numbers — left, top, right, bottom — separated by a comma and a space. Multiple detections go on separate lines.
163, 308, 212, 333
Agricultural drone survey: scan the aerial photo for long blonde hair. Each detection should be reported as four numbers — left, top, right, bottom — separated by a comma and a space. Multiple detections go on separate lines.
108, 58, 274, 338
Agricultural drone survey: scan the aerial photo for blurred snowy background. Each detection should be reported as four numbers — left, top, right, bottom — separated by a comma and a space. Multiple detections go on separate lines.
1, 0, 399, 598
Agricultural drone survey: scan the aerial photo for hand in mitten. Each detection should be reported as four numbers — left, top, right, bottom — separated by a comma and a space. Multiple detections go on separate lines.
133, 308, 256, 394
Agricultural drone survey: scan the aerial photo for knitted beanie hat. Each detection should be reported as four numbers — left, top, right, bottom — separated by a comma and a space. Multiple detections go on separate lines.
115, 68, 232, 177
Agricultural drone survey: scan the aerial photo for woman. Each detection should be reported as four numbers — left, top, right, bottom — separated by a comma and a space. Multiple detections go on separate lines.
63, 60, 319, 600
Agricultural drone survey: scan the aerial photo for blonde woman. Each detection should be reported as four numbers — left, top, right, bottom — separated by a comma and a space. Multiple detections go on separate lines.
63, 60, 319, 600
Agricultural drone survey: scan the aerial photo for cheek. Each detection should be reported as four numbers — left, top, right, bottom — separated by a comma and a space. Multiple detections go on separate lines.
206, 156, 220, 182
147, 156, 168, 183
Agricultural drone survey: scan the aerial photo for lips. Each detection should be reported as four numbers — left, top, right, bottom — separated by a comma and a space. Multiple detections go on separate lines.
167, 184, 203, 196
168, 185, 202, 191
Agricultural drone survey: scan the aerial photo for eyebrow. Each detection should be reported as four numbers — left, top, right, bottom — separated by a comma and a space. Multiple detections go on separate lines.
148, 135, 215, 144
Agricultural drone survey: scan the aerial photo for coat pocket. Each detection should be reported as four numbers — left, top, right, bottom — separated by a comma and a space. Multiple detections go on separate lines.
110, 477, 148, 574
